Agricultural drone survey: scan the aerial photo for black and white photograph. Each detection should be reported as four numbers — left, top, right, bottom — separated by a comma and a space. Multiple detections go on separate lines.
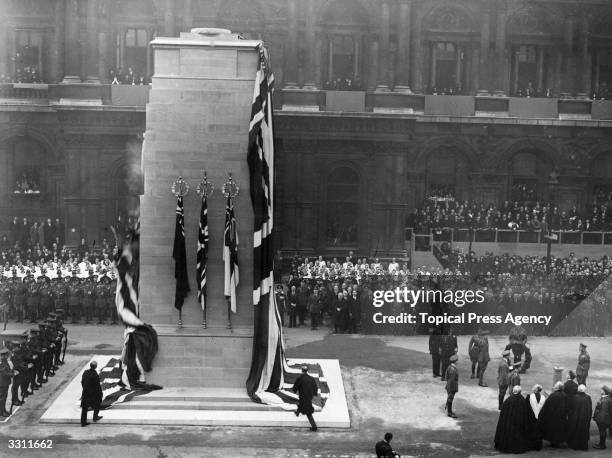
1, 0, 612, 456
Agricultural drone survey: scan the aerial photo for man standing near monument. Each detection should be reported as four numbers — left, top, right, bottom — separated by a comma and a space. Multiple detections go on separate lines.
497, 350, 511, 410
593, 385, 612, 449
440, 327, 457, 381
576, 342, 590, 385
80, 360, 103, 427
429, 327, 441, 377
445, 354, 459, 418
293, 366, 318, 431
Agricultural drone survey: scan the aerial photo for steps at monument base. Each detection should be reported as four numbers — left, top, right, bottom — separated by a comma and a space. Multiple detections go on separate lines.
111, 400, 281, 411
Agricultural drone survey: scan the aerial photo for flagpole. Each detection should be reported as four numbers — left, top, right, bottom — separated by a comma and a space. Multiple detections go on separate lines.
227, 298, 232, 330
202, 297, 207, 329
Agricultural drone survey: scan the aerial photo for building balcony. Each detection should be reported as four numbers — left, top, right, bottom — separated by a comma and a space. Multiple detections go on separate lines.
0, 83, 150, 109
278, 88, 612, 122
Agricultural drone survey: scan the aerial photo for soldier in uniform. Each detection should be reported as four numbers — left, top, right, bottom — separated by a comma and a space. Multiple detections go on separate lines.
82, 274, 95, 324
38, 275, 53, 318
0, 348, 14, 416
0, 278, 11, 323
38, 323, 55, 378
445, 354, 459, 418
468, 331, 480, 379
475, 329, 490, 387
509, 363, 521, 392
53, 276, 68, 317
497, 350, 511, 410
45, 318, 62, 370
13, 276, 27, 323
68, 274, 82, 323
16, 337, 35, 397
275, 284, 286, 327
440, 326, 458, 381
108, 278, 118, 324
429, 327, 442, 377
27, 328, 46, 385
25, 276, 39, 322
95, 277, 108, 324
576, 342, 590, 385
6, 341, 25, 406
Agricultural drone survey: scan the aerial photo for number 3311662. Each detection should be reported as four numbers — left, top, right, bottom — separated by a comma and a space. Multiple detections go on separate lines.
8, 440, 53, 449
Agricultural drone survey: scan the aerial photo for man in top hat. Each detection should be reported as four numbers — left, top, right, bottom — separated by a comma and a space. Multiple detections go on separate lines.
0, 348, 14, 416
593, 385, 612, 449
576, 343, 590, 385
292, 365, 319, 431
497, 350, 511, 410
80, 360, 103, 427
445, 354, 459, 418
429, 327, 442, 378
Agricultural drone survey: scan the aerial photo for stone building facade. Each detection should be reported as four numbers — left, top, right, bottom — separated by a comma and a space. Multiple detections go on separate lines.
1, 0, 612, 255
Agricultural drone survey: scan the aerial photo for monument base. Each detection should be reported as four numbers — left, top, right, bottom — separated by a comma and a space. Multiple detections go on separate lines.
147, 325, 253, 388
40, 355, 350, 428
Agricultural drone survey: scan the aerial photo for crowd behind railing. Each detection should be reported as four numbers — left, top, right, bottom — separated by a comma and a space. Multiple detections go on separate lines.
275, 252, 610, 337
410, 195, 612, 235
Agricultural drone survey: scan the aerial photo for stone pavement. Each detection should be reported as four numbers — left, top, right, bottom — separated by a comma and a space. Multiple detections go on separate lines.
1, 324, 611, 457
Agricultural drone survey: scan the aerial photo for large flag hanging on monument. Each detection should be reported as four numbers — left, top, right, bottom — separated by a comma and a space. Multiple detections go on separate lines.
246, 45, 290, 402
173, 195, 189, 311
196, 196, 209, 311
223, 196, 239, 313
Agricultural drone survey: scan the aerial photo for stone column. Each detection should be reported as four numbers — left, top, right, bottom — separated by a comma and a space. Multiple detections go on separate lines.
410, 5, 423, 93
578, 16, 590, 98
303, 0, 317, 89
376, 0, 391, 91
183, 0, 193, 31
314, 36, 322, 87
368, 37, 379, 91
561, 17, 574, 96
536, 46, 545, 94
395, 0, 412, 91
98, 0, 111, 82
594, 48, 601, 96
429, 42, 437, 89
353, 37, 360, 82
327, 37, 333, 82
49, 0, 65, 83
0, 23, 7, 79
478, 2, 492, 94
284, 0, 299, 88
493, 3, 506, 95
164, 0, 175, 36
83, 0, 100, 83
62, 0, 81, 82
455, 44, 463, 88
471, 46, 480, 93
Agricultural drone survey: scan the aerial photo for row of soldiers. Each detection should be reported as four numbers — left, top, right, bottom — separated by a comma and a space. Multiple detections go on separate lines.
0, 274, 118, 324
0, 312, 68, 416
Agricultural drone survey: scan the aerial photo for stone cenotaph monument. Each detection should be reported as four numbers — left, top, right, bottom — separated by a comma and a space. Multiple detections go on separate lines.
140, 28, 260, 388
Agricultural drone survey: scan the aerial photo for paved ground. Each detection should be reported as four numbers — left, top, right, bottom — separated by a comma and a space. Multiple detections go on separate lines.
1, 323, 611, 457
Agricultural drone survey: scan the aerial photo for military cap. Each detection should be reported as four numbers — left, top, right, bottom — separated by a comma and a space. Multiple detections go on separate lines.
502, 350, 511, 357
0, 348, 9, 356
38, 323, 48, 328
477, 328, 490, 336
10, 340, 21, 347
29, 328, 40, 334
579, 342, 587, 348
603, 385, 611, 395
450, 354, 458, 362
48, 312, 58, 318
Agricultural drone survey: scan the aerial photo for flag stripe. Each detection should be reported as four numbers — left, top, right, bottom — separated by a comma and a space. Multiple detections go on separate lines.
196, 196, 209, 311
223, 196, 239, 313
246, 44, 287, 401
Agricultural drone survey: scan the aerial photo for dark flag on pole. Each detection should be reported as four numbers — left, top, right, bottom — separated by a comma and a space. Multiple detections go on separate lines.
223, 195, 239, 313
173, 195, 189, 311
196, 195, 209, 311
246, 45, 290, 402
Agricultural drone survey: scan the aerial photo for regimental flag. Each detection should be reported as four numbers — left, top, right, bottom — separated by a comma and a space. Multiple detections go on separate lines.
173, 195, 189, 311
196, 196, 209, 311
223, 195, 239, 313
246, 45, 290, 402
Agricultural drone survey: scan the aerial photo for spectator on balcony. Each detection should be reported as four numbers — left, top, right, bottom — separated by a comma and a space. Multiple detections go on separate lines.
525, 81, 536, 98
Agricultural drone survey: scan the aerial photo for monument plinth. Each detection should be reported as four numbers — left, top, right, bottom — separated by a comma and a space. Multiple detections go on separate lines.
140, 29, 261, 387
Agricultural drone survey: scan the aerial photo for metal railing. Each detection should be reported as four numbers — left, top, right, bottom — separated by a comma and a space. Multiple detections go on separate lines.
410, 227, 612, 245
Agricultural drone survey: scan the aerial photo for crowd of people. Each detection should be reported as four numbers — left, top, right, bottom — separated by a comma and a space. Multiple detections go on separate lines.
494, 345, 612, 452
280, 251, 610, 336
410, 198, 612, 234
108, 67, 149, 86
13, 171, 41, 194
0, 312, 67, 417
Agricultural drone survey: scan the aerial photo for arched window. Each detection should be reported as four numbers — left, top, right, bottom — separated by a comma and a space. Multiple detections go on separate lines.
508, 150, 551, 203
590, 152, 612, 206
326, 167, 360, 246
12, 139, 44, 195
425, 147, 470, 201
